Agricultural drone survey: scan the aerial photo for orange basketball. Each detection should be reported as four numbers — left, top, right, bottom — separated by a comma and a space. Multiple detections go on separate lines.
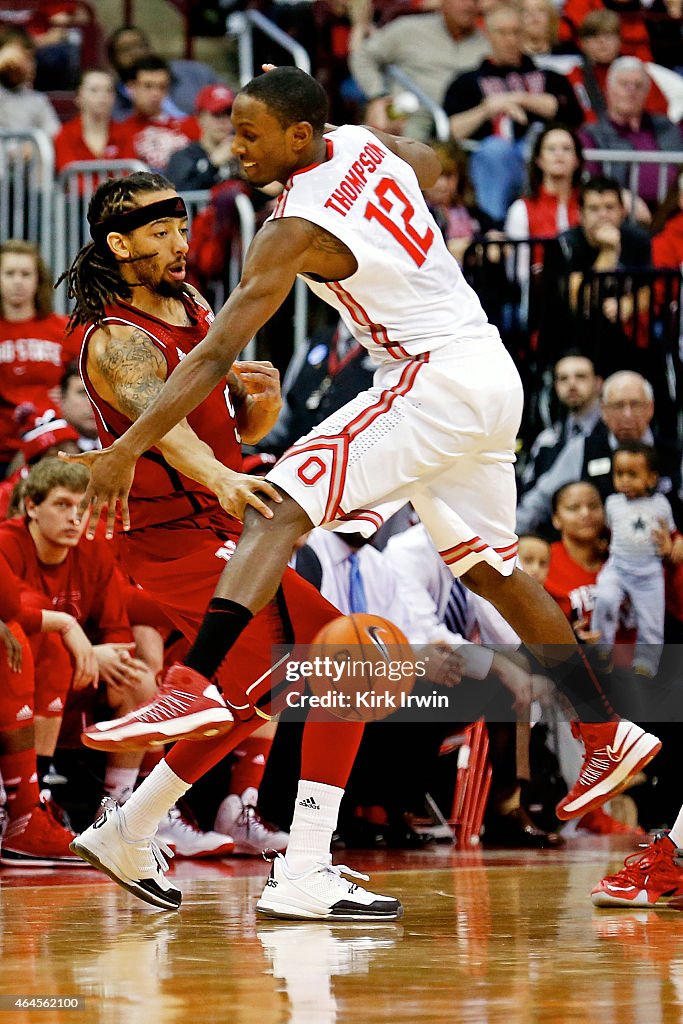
308, 613, 416, 722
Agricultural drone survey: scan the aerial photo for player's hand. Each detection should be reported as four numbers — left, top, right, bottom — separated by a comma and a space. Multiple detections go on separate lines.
61, 622, 99, 690
233, 360, 282, 413
0, 621, 22, 673
491, 652, 532, 713
94, 643, 154, 689
212, 468, 282, 521
573, 615, 601, 645
59, 443, 136, 540
422, 642, 464, 687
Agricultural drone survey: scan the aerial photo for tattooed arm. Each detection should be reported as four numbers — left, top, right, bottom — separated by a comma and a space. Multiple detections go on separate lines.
86, 325, 281, 521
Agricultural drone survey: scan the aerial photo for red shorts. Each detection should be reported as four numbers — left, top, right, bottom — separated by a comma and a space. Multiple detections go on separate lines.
118, 511, 340, 693
0, 623, 35, 730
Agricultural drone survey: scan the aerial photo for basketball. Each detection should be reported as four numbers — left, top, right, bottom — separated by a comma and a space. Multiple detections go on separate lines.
308, 613, 416, 722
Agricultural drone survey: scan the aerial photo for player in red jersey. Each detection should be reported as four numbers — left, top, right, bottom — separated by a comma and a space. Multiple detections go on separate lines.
65, 70, 660, 855
62, 171, 402, 920
0, 240, 83, 474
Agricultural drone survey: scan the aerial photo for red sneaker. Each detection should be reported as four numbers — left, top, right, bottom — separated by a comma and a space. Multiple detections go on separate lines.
556, 721, 661, 821
576, 807, 645, 836
0, 794, 85, 868
591, 832, 683, 908
81, 664, 235, 752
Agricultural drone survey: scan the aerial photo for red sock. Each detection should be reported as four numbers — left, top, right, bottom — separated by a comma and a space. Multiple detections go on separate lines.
229, 736, 272, 797
0, 749, 40, 820
300, 714, 365, 789
165, 719, 264, 784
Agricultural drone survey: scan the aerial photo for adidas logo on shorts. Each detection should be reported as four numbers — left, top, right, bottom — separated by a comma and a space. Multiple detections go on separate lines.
47, 697, 64, 713
298, 797, 321, 811
15, 705, 32, 722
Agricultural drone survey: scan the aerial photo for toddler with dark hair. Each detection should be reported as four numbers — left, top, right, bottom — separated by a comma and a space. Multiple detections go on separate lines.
592, 441, 677, 675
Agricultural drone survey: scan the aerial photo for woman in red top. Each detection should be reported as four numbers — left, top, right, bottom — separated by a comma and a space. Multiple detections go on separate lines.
544, 480, 607, 641
505, 124, 583, 240
54, 68, 137, 174
0, 241, 83, 475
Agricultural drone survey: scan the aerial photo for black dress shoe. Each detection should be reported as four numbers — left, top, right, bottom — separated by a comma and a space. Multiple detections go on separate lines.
483, 807, 564, 849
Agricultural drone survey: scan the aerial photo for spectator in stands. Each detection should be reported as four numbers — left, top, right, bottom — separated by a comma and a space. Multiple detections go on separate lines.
54, 68, 137, 174
0, 408, 80, 521
59, 362, 98, 452
443, 5, 584, 224
651, 170, 683, 268
118, 56, 200, 173
519, 352, 603, 494
539, 175, 652, 367
425, 141, 496, 263
505, 124, 583, 240
591, 441, 676, 676
520, 0, 568, 59
561, 0, 655, 64
0, 26, 60, 138
348, 0, 490, 141
0, 240, 82, 478
580, 57, 683, 210
106, 24, 220, 120
561, 11, 682, 127
517, 370, 683, 535
545, 480, 607, 639
166, 84, 236, 192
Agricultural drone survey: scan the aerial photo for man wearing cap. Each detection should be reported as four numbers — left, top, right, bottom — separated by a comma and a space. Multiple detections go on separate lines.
166, 84, 237, 192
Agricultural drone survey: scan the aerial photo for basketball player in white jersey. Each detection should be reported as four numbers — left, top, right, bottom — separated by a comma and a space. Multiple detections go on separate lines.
65, 67, 659, 919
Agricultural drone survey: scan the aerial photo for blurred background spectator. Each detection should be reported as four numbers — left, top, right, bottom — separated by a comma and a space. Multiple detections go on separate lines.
106, 23, 221, 120
444, 4, 583, 223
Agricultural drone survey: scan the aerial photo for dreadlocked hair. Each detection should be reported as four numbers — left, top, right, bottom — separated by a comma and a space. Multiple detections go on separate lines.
58, 171, 174, 331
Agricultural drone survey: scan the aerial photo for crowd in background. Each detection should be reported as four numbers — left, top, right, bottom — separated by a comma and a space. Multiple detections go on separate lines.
0, 0, 682, 866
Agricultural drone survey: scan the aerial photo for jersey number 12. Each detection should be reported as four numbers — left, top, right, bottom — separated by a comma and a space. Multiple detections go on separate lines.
364, 177, 434, 267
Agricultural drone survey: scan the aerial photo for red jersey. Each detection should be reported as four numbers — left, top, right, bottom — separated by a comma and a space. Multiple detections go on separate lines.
118, 113, 200, 172
54, 116, 137, 173
545, 541, 600, 621
81, 293, 243, 531
0, 518, 132, 643
0, 548, 40, 633
0, 314, 83, 462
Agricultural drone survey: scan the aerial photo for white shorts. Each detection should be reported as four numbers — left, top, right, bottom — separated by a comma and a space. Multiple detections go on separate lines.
267, 331, 524, 577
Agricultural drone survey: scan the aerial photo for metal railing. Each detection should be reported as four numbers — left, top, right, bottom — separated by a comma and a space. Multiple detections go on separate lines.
582, 147, 683, 207
386, 65, 450, 143
0, 129, 54, 259
226, 8, 311, 86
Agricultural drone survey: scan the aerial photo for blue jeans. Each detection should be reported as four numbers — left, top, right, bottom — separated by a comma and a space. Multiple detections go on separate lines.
469, 136, 527, 224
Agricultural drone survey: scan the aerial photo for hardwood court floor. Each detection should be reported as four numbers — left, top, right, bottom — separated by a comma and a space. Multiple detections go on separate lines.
1, 840, 681, 1024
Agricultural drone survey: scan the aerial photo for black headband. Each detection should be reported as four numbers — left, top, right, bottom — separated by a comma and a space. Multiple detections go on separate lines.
90, 196, 188, 247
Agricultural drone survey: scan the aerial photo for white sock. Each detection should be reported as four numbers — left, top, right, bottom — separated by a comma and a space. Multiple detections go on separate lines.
119, 759, 191, 841
668, 804, 683, 849
103, 766, 139, 806
284, 780, 343, 874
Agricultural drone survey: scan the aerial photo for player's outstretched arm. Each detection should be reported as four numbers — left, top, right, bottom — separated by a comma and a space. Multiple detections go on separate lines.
61, 322, 284, 536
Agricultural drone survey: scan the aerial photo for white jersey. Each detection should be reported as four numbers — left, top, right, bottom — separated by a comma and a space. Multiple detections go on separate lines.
269, 124, 491, 364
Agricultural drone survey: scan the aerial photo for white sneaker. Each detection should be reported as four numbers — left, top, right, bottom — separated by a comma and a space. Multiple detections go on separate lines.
156, 806, 234, 859
256, 853, 403, 921
214, 791, 289, 856
70, 797, 181, 910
